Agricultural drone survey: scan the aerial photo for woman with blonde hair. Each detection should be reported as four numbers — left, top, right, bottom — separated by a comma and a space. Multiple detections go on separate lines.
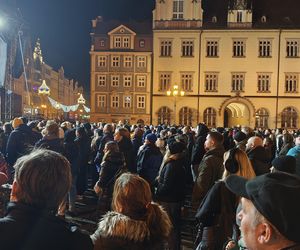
195, 148, 256, 250
91, 173, 172, 250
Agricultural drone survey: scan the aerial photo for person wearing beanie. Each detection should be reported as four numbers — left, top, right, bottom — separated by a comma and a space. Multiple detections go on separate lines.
137, 133, 163, 192
271, 155, 296, 174
233, 131, 247, 152
156, 141, 186, 250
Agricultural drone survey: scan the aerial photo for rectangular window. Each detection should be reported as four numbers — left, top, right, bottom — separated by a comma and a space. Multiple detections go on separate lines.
285, 74, 298, 93
124, 56, 133, 67
159, 73, 171, 91
205, 73, 218, 92
137, 75, 146, 88
160, 40, 172, 57
97, 95, 106, 108
97, 56, 107, 67
137, 56, 146, 68
259, 40, 272, 57
233, 40, 245, 57
181, 73, 193, 91
97, 75, 106, 87
123, 75, 132, 87
286, 40, 299, 57
257, 74, 271, 92
232, 73, 245, 92
206, 40, 219, 57
137, 95, 146, 109
173, 0, 184, 19
114, 36, 122, 48
123, 37, 130, 48
111, 56, 120, 67
111, 95, 119, 108
237, 11, 243, 22
124, 96, 131, 108
111, 75, 120, 87
182, 40, 194, 57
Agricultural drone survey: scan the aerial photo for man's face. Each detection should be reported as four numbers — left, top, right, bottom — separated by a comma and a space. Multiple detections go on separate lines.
204, 135, 214, 151
238, 198, 261, 250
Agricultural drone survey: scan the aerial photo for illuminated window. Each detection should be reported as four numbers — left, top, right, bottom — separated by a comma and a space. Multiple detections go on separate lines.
173, 0, 184, 19
233, 40, 245, 57
179, 107, 193, 125
286, 40, 299, 57
181, 73, 193, 91
203, 108, 216, 127
255, 108, 269, 128
139, 40, 145, 48
124, 96, 131, 108
159, 73, 171, 91
157, 106, 171, 124
281, 107, 297, 128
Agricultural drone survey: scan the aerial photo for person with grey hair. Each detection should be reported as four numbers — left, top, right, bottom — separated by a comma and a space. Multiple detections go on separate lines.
0, 149, 93, 250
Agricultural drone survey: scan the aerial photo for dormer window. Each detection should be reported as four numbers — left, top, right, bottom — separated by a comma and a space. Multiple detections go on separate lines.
113, 36, 131, 49
100, 40, 105, 47
261, 16, 267, 23
212, 16, 217, 23
173, 0, 184, 19
139, 39, 145, 48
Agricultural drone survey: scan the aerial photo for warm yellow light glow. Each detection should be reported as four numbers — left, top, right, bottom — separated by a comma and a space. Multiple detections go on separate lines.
173, 85, 178, 90
180, 91, 185, 96
167, 90, 171, 96
173, 90, 178, 96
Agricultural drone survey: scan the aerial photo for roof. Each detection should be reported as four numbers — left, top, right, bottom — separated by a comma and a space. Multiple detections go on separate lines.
93, 19, 153, 35
202, 0, 300, 29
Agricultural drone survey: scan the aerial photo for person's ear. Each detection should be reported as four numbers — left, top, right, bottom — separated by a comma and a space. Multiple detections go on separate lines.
257, 222, 272, 244
10, 181, 19, 202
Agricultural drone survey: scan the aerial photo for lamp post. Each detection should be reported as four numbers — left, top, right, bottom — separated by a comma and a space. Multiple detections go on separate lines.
167, 84, 185, 124
38, 80, 50, 119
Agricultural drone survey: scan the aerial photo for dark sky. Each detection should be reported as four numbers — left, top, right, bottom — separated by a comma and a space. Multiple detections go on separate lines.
14, 0, 155, 94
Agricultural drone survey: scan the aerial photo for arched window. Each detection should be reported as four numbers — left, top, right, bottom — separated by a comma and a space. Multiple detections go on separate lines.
255, 108, 269, 128
179, 107, 193, 125
203, 107, 216, 127
157, 106, 171, 125
281, 107, 298, 128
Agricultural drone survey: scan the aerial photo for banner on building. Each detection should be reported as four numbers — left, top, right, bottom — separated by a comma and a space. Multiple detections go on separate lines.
0, 37, 7, 87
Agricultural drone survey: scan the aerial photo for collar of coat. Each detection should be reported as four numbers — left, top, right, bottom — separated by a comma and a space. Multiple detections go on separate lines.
94, 211, 150, 242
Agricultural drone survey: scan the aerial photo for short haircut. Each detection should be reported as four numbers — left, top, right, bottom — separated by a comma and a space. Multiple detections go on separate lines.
14, 149, 71, 210
208, 131, 224, 145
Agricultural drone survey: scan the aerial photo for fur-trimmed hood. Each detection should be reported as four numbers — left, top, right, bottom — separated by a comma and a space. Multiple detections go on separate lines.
92, 211, 150, 243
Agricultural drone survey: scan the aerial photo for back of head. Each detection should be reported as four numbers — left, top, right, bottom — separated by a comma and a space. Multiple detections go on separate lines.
45, 120, 59, 137
208, 131, 224, 146
103, 124, 113, 134
13, 149, 71, 210
223, 148, 256, 179
12, 117, 23, 129
272, 156, 296, 174
105, 141, 119, 153
112, 173, 171, 238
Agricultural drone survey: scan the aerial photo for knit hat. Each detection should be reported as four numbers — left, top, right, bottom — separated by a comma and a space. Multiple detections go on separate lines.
169, 142, 185, 154
145, 133, 157, 144
12, 118, 23, 129
271, 156, 296, 174
233, 131, 247, 142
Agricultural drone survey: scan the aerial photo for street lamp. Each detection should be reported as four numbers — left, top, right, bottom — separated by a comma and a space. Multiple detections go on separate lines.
167, 84, 185, 124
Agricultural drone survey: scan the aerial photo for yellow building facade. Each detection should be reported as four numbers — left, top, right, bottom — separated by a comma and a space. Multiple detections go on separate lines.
152, 0, 300, 129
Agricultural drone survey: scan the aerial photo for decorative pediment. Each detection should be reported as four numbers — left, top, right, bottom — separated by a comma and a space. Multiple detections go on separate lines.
108, 25, 136, 36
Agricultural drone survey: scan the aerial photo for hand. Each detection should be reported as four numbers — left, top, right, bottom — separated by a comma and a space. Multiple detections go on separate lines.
94, 184, 102, 195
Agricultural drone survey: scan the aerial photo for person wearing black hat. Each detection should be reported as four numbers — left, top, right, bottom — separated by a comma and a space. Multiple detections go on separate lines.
225, 172, 300, 250
156, 141, 186, 250
271, 155, 296, 174
233, 131, 247, 152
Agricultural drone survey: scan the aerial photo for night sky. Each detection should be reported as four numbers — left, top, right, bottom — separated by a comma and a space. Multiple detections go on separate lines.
14, 0, 155, 95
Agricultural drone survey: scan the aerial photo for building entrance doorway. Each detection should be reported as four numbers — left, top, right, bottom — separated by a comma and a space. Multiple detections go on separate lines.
224, 102, 250, 128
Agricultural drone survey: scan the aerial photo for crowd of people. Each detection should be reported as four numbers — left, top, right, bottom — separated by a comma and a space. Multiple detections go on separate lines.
0, 117, 299, 250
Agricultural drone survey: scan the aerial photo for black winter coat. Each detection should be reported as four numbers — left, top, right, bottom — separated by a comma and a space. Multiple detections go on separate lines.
0, 202, 93, 250
247, 146, 270, 176
35, 136, 64, 153
191, 124, 209, 165
155, 154, 186, 203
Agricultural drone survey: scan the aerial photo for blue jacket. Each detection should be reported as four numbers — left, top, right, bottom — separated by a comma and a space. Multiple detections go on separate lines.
287, 145, 300, 176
